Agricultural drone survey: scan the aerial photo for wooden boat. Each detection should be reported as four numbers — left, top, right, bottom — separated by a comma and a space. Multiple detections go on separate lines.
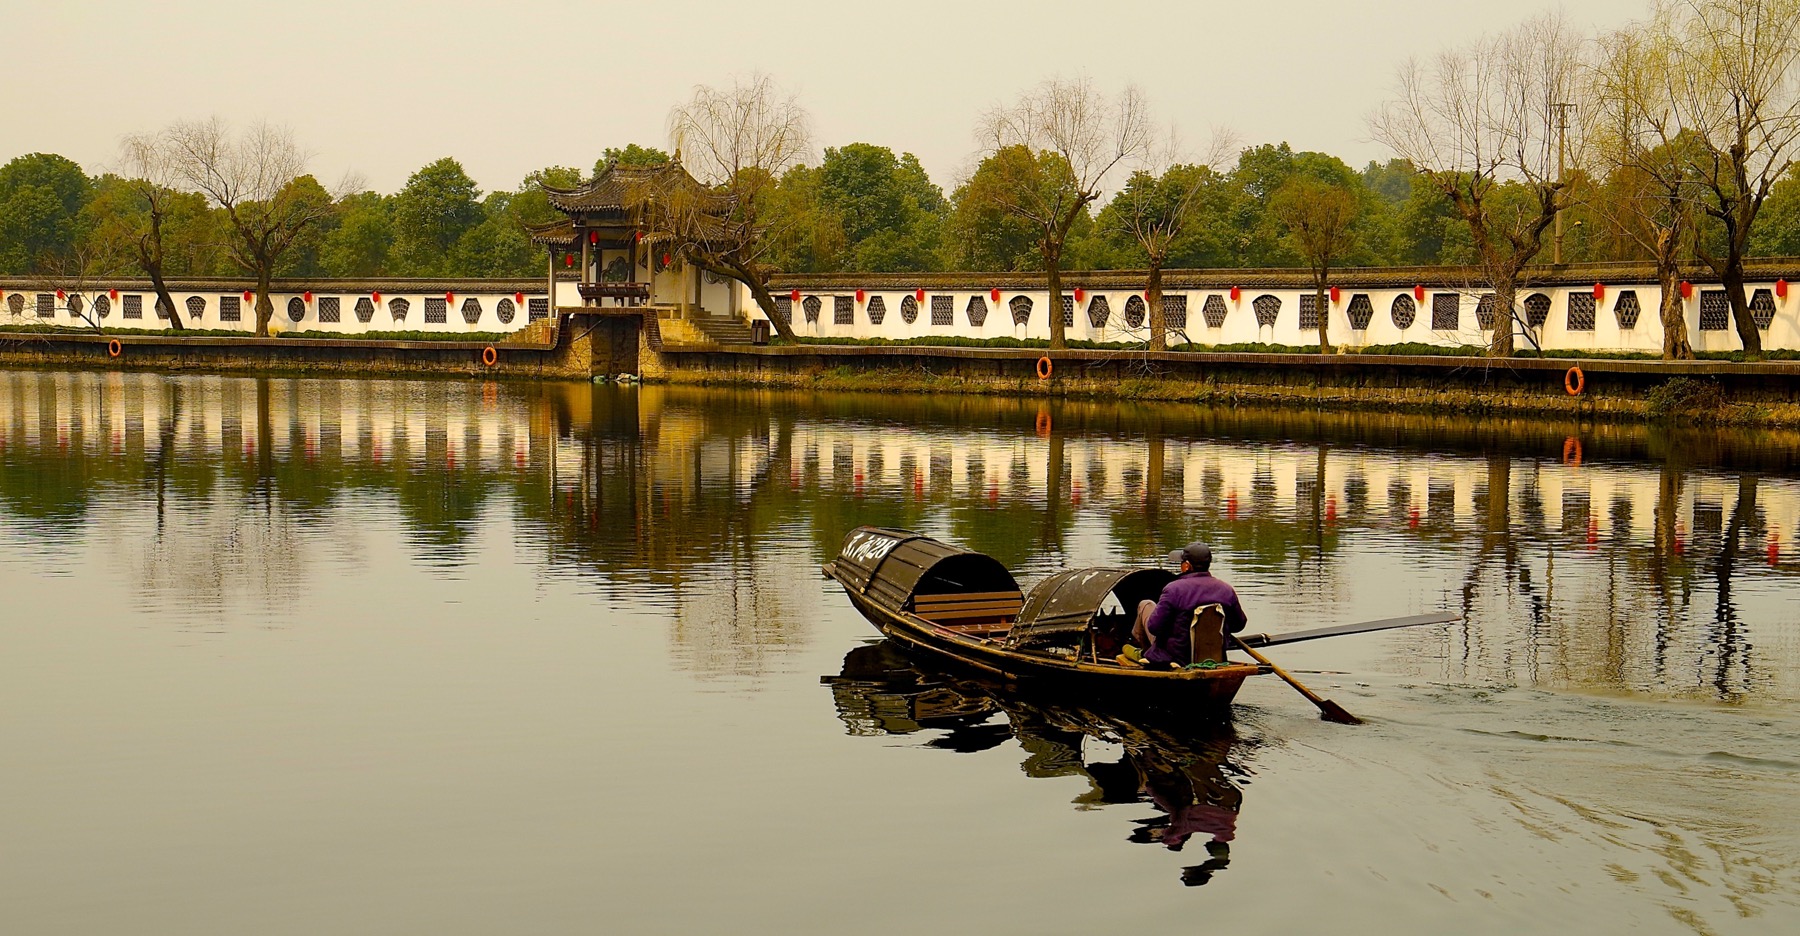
822, 526, 1265, 716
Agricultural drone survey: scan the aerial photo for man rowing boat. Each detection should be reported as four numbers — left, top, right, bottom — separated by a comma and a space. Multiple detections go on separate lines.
1120, 542, 1247, 669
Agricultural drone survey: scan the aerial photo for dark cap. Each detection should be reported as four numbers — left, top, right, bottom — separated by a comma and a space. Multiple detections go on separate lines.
1168, 542, 1213, 571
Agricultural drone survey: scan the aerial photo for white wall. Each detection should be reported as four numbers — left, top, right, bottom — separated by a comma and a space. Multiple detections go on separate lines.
1, 284, 550, 336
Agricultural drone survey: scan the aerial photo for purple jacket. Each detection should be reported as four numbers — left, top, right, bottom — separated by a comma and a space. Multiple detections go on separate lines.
1145, 572, 1248, 664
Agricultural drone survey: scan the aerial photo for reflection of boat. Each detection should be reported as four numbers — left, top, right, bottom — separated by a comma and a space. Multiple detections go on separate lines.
822, 527, 1264, 717
824, 640, 1250, 887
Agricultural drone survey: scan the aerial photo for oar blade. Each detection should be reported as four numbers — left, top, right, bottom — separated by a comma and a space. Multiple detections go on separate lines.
1318, 699, 1364, 725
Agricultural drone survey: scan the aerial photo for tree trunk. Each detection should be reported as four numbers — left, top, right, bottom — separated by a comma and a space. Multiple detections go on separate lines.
744, 275, 797, 342
145, 266, 184, 332
1146, 262, 1165, 351
1721, 260, 1762, 358
254, 265, 274, 337
140, 216, 184, 331
1657, 265, 1692, 361
1046, 250, 1066, 350
1490, 279, 1516, 357
1313, 267, 1331, 354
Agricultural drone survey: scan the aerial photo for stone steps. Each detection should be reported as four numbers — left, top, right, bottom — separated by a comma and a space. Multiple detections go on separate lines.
687, 313, 754, 345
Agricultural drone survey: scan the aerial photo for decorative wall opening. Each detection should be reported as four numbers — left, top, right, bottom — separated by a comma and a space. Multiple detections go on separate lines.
1060, 295, 1074, 328
1009, 295, 1033, 326
1087, 295, 1111, 328
1390, 294, 1416, 329
36, 293, 54, 317
424, 297, 448, 324
1203, 294, 1229, 328
1751, 288, 1776, 329
802, 295, 821, 323
92, 295, 110, 318
66, 295, 84, 317
604, 257, 631, 281
866, 295, 886, 325
287, 297, 306, 323
1253, 294, 1281, 327
965, 295, 988, 327
931, 295, 953, 325
528, 297, 549, 322
390, 297, 411, 321
1123, 295, 1146, 328
122, 295, 142, 319
1613, 290, 1640, 329
1699, 290, 1729, 330
834, 295, 854, 325
6, 293, 23, 315
155, 297, 172, 319
899, 295, 918, 324
319, 296, 341, 323
461, 297, 483, 324
1298, 294, 1320, 330
1524, 293, 1550, 327
495, 298, 515, 325
1346, 294, 1373, 329
772, 295, 792, 324
354, 297, 375, 322
1432, 293, 1460, 330
1162, 295, 1187, 330
195, 296, 217, 321
1566, 293, 1596, 331
1474, 294, 1496, 329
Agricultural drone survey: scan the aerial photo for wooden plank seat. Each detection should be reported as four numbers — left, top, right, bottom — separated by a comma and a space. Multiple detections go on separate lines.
578, 282, 650, 305
912, 590, 1023, 636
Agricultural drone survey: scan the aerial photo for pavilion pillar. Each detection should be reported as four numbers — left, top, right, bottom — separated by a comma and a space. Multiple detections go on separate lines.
546, 248, 555, 312
580, 228, 592, 302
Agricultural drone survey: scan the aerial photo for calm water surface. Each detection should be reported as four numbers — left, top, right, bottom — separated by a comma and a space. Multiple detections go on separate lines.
2, 371, 1798, 935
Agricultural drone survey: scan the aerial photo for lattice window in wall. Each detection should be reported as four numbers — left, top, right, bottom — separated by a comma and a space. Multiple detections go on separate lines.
1087, 295, 1111, 328
1699, 290, 1729, 330
495, 298, 515, 324
1203, 295, 1229, 328
1346, 294, 1372, 329
1009, 295, 1033, 326
1123, 295, 1146, 328
287, 297, 306, 323
866, 295, 886, 325
66, 295, 84, 317
899, 295, 918, 324
528, 297, 549, 321
1566, 293, 1596, 331
390, 298, 411, 321
425, 297, 448, 324
36, 293, 54, 317
122, 295, 142, 319
1298, 294, 1320, 330
1475, 294, 1496, 329
1253, 294, 1281, 327
1613, 290, 1640, 329
1162, 295, 1187, 330
1433, 293, 1460, 330
207, 296, 229, 322
1060, 295, 1074, 328
6, 293, 24, 315
965, 295, 988, 327
771, 295, 792, 324
155, 296, 173, 319
834, 296, 853, 325
1391, 294, 1416, 329
802, 295, 821, 323
1751, 288, 1777, 329
462, 298, 482, 324
319, 297, 341, 323
931, 296, 953, 325
1523, 294, 1551, 327
355, 297, 375, 322
93, 295, 109, 318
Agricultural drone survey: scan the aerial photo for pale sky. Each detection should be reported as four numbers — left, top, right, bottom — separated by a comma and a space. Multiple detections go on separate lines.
4, 0, 1651, 197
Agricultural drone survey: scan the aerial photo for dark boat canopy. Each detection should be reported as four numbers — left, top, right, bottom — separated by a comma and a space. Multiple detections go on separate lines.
1009, 568, 1176, 647
831, 527, 1019, 611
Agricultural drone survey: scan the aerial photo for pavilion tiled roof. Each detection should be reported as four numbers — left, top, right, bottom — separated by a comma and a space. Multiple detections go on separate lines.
541, 161, 736, 217
525, 219, 580, 247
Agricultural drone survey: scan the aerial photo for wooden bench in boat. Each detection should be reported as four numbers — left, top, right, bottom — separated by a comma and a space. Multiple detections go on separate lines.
911, 590, 1023, 637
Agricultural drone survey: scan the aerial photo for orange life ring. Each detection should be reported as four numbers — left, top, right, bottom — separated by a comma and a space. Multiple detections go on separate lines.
482, 346, 498, 367
1564, 365, 1585, 396
1036, 355, 1052, 380
1562, 436, 1583, 467
106, 339, 121, 358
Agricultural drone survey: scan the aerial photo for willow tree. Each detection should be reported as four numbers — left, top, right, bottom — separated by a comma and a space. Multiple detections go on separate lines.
665, 73, 811, 342
974, 78, 1150, 349
1270, 176, 1360, 353
1371, 12, 1590, 356
1102, 130, 1233, 350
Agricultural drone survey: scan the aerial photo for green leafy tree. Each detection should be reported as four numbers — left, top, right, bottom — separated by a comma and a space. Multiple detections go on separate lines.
1270, 175, 1361, 352
594, 145, 670, 176
816, 143, 946, 272
1750, 166, 1800, 256
949, 146, 1082, 273
0, 153, 91, 274
761, 164, 847, 273
391, 157, 483, 276
319, 192, 394, 277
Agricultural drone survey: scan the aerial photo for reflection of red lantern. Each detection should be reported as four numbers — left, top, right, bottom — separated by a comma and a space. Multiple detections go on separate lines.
990, 287, 1001, 303
915, 288, 925, 302
1329, 286, 1341, 304
1413, 284, 1425, 301
1779, 279, 1790, 299
1680, 280, 1694, 299
1229, 286, 1241, 302
855, 289, 866, 303
1593, 283, 1605, 301
790, 289, 801, 302
1074, 287, 1085, 303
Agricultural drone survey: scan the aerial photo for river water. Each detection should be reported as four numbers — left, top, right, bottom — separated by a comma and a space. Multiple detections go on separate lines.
2, 371, 1797, 935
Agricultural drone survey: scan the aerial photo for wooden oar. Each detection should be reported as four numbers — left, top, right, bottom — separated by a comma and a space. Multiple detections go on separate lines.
1230, 633, 1363, 725
1235, 611, 1459, 649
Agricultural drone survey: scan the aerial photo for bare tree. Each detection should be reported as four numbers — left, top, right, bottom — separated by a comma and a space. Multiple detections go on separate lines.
1270, 176, 1361, 353
166, 119, 348, 336
664, 73, 812, 342
1662, 0, 1800, 358
1371, 13, 1591, 356
1588, 21, 1699, 359
1107, 128, 1234, 350
118, 132, 190, 330
975, 77, 1151, 349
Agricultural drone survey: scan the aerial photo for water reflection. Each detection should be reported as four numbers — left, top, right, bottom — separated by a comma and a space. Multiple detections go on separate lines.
825, 641, 1251, 887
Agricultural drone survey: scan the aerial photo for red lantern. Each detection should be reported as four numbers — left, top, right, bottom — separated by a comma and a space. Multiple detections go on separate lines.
243, 291, 252, 303
445, 292, 454, 303
372, 291, 382, 303
588, 231, 600, 245
1593, 283, 1605, 301
1229, 286, 1241, 302
564, 254, 574, 267
662, 253, 671, 266
855, 289, 866, 303
55, 289, 65, 300
514, 292, 524, 304
1680, 281, 1694, 299
303, 290, 312, 303
1074, 287, 1085, 303
990, 287, 1001, 303
790, 289, 801, 302
1413, 285, 1426, 302
109, 288, 119, 300
1329, 286, 1341, 304
1779, 279, 1790, 299
915, 288, 925, 302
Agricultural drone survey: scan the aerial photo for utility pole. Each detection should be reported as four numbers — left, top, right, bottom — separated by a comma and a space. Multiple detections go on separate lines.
1552, 102, 1575, 265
